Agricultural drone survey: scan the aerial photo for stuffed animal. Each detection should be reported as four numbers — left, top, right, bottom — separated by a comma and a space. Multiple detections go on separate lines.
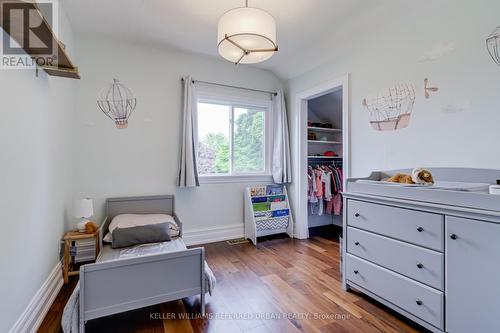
385, 168, 434, 185
386, 173, 414, 184
84, 221, 98, 234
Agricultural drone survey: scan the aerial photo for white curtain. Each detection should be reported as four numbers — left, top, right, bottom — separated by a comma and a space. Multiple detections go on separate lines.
272, 89, 292, 184
178, 76, 200, 187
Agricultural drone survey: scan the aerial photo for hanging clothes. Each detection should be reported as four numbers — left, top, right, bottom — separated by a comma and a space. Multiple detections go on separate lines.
307, 162, 343, 217
315, 168, 324, 215
307, 167, 319, 215
332, 166, 343, 215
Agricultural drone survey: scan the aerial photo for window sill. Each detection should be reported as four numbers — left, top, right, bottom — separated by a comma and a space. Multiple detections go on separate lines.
199, 174, 273, 184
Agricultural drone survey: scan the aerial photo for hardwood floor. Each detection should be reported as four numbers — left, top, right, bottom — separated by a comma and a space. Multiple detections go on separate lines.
38, 227, 429, 333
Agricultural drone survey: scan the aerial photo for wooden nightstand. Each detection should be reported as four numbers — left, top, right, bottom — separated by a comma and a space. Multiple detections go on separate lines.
63, 230, 100, 284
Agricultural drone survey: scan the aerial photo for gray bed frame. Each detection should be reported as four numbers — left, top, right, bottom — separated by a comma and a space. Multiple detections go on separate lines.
79, 195, 205, 333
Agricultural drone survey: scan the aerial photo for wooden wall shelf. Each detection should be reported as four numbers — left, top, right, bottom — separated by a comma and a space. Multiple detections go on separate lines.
0, 0, 80, 79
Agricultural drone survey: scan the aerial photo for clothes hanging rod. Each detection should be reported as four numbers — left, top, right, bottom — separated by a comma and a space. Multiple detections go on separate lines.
182, 77, 277, 96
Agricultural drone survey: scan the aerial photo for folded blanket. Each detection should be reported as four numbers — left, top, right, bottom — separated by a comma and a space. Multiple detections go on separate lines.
62, 282, 80, 333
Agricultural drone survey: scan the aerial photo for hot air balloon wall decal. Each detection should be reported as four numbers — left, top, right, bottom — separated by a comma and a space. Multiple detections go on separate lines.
424, 78, 439, 99
486, 26, 500, 66
97, 79, 137, 129
362, 83, 416, 131
362, 78, 439, 131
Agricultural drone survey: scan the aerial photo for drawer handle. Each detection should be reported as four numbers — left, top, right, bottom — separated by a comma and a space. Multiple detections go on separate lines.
353, 270, 359, 275
354, 241, 360, 246
354, 213, 360, 217
417, 226, 424, 232
450, 233, 458, 240
417, 263, 424, 269
416, 299, 423, 306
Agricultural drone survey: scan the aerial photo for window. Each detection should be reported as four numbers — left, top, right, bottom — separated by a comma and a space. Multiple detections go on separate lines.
197, 98, 271, 181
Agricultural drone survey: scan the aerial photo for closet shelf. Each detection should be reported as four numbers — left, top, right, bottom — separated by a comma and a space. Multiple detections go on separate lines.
307, 126, 342, 133
308, 140, 342, 145
308, 156, 343, 159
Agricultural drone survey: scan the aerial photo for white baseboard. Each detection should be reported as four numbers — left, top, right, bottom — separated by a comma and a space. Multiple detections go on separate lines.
9, 262, 64, 333
183, 224, 244, 246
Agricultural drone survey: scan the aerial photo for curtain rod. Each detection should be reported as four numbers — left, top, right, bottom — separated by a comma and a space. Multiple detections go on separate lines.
182, 77, 277, 96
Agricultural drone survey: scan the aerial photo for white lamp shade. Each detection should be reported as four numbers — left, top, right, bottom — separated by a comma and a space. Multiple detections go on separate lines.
217, 7, 277, 64
74, 198, 94, 218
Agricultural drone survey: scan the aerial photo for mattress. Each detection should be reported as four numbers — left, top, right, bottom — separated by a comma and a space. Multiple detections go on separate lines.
98, 237, 186, 262
97, 237, 216, 295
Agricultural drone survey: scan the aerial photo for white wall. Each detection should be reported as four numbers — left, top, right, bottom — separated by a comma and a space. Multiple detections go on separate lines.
287, 0, 500, 184
72, 36, 283, 234
0, 8, 76, 332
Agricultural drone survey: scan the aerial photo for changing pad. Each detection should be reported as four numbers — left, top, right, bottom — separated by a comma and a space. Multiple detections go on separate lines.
356, 179, 490, 192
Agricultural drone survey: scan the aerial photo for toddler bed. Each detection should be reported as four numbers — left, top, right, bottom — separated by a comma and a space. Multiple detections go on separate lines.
62, 195, 215, 333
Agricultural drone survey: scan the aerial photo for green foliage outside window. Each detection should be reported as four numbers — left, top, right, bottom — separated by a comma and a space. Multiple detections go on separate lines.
234, 109, 264, 172
199, 109, 265, 174
204, 133, 229, 173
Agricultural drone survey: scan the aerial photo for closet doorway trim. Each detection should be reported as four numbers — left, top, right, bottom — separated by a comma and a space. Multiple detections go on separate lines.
293, 74, 350, 239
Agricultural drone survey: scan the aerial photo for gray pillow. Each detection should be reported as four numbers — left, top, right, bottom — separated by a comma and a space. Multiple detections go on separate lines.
111, 223, 171, 249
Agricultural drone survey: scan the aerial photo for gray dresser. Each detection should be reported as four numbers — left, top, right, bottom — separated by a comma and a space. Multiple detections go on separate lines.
343, 168, 500, 333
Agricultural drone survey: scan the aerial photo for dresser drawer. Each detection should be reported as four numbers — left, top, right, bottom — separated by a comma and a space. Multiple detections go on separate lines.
347, 227, 444, 290
346, 254, 444, 330
347, 200, 444, 251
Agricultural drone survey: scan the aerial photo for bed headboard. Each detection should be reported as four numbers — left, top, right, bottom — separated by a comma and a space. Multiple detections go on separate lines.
100, 195, 179, 243
106, 195, 175, 219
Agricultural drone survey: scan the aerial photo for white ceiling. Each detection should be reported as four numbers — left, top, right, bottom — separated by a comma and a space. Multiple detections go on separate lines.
63, 0, 387, 80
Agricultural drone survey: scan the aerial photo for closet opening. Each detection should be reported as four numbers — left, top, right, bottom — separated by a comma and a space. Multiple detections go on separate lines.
293, 75, 349, 240
307, 90, 344, 230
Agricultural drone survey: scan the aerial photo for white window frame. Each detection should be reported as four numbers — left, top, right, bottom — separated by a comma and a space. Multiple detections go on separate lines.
196, 92, 273, 184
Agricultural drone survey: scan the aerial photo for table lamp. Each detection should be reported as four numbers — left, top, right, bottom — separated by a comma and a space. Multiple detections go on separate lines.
74, 198, 94, 232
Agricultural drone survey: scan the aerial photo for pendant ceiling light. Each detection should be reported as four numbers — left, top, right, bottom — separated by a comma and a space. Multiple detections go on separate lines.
217, 0, 278, 64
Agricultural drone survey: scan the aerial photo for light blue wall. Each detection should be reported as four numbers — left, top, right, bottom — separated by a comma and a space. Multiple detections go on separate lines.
0, 7, 76, 332
286, 0, 500, 190
72, 36, 284, 233
285, 0, 500, 232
